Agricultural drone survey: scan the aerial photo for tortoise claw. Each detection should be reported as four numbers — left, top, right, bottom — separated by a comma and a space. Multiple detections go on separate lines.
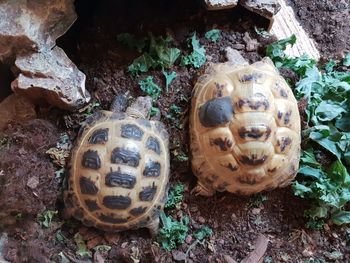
191, 183, 215, 197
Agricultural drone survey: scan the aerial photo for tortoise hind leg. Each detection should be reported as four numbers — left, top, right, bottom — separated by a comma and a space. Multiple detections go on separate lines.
62, 191, 74, 220
147, 217, 160, 237
191, 182, 215, 197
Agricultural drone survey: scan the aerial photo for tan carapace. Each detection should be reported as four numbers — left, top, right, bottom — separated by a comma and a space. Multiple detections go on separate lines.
190, 48, 301, 196
64, 96, 170, 235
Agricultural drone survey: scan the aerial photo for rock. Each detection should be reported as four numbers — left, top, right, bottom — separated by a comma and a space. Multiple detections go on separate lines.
243, 32, 259, 52
225, 47, 248, 66
204, 0, 238, 10
197, 216, 206, 224
172, 250, 186, 262
223, 255, 238, 263
27, 176, 40, 189
0, 93, 36, 131
0, 0, 76, 61
239, 0, 281, 19
231, 43, 245, 50
0, 233, 10, 263
185, 235, 193, 244
11, 46, 90, 110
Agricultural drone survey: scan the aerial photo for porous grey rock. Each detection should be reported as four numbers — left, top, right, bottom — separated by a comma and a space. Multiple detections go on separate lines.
239, 0, 281, 19
11, 47, 90, 110
204, 0, 238, 10
225, 47, 248, 66
0, 233, 10, 263
0, 0, 77, 61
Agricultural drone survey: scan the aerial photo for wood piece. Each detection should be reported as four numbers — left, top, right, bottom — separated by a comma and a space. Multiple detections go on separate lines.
241, 234, 269, 263
270, 0, 320, 60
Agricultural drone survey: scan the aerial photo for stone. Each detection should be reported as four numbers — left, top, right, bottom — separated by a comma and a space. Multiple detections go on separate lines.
0, 233, 10, 263
0, 0, 76, 61
225, 47, 248, 66
0, 93, 36, 131
243, 32, 259, 52
172, 250, 186, 262
27, 176, 40, 189
205, 0, 238, 10
239, 0, 281, 19
11, 47, 90, 110
223, 255, 238, 263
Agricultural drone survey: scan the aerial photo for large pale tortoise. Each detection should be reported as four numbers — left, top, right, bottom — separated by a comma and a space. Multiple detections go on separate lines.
190, 48, 301, 196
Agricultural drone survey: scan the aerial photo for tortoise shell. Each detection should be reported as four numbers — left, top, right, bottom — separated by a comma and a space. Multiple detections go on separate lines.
64, 110, 169, 232
190, 58, 301, 195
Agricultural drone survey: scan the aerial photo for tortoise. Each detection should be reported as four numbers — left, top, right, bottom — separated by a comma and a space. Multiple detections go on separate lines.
64, 96, 170, 235
190, 47, 301, 196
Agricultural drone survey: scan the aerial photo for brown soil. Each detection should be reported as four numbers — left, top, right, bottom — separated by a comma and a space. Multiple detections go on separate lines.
288, 0, 350, 60
1, 0, 350, 262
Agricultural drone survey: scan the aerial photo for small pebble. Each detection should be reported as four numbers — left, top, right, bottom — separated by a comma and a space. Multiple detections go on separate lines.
197, 216, 205, 224
223, 255, 238, 263
185, 235, 193, 244
231, 43, 245, 50
172, 251, 186, 262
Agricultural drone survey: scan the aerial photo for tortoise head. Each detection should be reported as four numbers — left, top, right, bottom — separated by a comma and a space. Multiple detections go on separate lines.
126, 96, 152, 119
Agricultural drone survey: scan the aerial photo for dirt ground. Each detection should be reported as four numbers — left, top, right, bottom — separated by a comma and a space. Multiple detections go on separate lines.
1, 0, 350, 262
288, 0, 350, 60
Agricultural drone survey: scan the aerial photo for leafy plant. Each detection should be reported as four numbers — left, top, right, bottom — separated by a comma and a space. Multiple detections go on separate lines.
181, 33, 206, 68
205, 29, 221, 42
38, 210, 57, 228
166, 104, 182, 128
165, 183, 185, 209
162, 70, 177, 92
74, 233, 92, 258
193, 226, 213, 241
126, 33, 181, 76
139, 76, 162, 100
157, 211, 189, 250
267, 36, 350, 227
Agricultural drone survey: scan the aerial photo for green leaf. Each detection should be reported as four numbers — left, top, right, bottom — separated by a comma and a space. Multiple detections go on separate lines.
193, 226, 213, 240
325, 60, 336, 73
266, 34, 296, 61
157, 47, 181, 69
335, 114, 350, 131
157, 211, 189, 250
342, 53, 350, 66
74, 233, 92, 258
56, 229, 67, 244
128, 53, 157, 76
331, 211, 350, 225
162, 70, 177, 92
165, 183, 185, 209
292, 181, 312, 198
329, 160, 350, 185
309, 131, 342, 159
38, 210, 57, 228
300, 149, 321, 168
139, 76, 162, 100
205, 29, 221, 42
298, 165, 323, 179
181, 33, 206, 68
315, 100, 346, 122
